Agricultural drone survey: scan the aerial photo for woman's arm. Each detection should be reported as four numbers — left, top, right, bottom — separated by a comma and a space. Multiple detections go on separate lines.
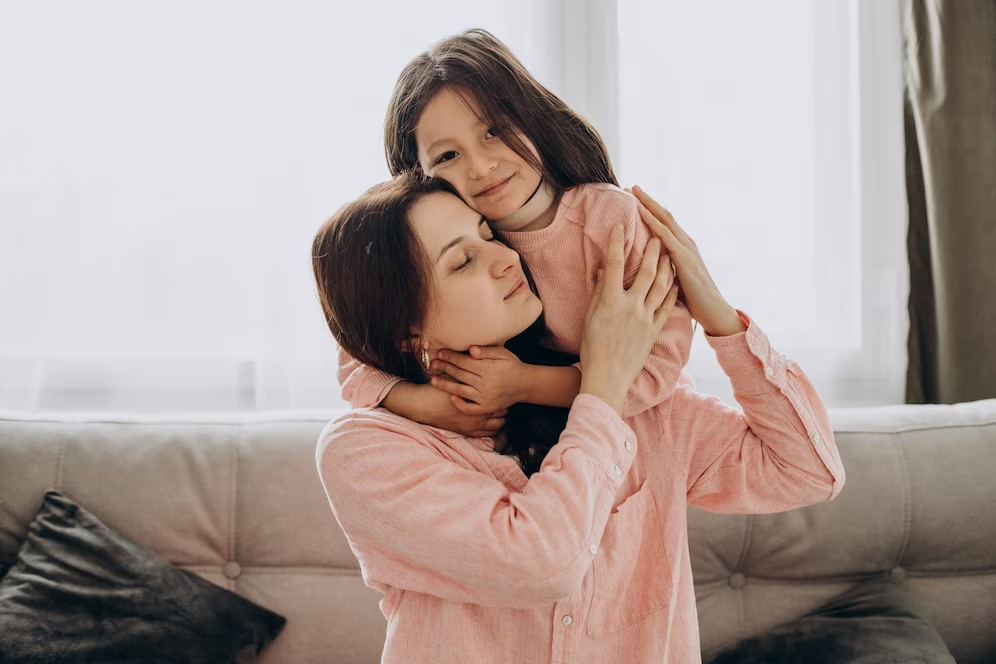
668, 313, 844, 513
317, 395, 636, 608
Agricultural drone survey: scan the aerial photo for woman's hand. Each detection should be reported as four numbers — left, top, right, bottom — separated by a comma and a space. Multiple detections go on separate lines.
631, 185, 746, 338
580, 224, 680, 416
428, 346, 527, 413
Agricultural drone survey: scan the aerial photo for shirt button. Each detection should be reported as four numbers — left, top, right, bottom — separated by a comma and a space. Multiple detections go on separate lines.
765, 366, 774, 377
562, 615, 573, 626
614, 464, 622, 476
590, 543, 598, 555
624, 440, 632, 451
812, 432, 821, 444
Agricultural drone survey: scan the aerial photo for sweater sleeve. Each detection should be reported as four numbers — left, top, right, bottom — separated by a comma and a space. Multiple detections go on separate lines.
316, 395, 637, 608
582, 191, 695, 417
337, 346, 404, 408
666, 312, 845, 513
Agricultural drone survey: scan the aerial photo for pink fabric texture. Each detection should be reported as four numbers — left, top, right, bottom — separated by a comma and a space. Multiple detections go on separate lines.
338, 183, 695, 414
317, 316, 845, 663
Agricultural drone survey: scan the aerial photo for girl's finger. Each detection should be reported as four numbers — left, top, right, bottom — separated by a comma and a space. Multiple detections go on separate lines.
431, 376, 478, 401
428, 360, 479, 387
632, 185, 691, 246
604, 224, 626, 294
436, 349, 483, 375
469, 345, 507, 360
450, 394, 490, 416
630, 237, 661, 297
653, 284, 681, 328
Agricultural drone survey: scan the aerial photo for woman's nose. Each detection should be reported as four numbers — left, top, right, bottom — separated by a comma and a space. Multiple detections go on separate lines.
489, 242, 519, 278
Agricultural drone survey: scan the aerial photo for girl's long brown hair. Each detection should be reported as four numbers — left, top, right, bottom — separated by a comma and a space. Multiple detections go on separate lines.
313, 174, 575, 477
384, 28, 617, 193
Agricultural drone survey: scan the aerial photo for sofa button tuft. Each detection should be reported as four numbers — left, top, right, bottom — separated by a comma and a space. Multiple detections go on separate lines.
729, 572, 746, 589
223, 561, 243, 580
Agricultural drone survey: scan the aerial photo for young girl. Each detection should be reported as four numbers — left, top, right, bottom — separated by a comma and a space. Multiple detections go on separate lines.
338, 29, 696, 436
312, 175, 844, 662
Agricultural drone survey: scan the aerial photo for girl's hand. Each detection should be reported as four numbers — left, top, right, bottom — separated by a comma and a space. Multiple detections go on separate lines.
580, 224, 680, 415
407, 382, 508, 438
631, 185, 746, 338
428, 346, 526, 413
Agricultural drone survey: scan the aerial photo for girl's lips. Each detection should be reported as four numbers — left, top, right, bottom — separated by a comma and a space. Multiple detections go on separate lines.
477, 176, 512, 198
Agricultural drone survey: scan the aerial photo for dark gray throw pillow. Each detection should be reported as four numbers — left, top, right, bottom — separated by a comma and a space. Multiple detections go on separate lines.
706, 573, 955, 664
0, 490, 286, 663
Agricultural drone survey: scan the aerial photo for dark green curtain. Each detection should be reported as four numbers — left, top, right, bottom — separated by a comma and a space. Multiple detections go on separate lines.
903, 0, 996, 404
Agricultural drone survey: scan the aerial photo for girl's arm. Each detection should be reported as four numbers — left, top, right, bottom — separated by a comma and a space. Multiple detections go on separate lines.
317, 395, 636, 608
337, 346, 506, 437
668, 312, 845, 512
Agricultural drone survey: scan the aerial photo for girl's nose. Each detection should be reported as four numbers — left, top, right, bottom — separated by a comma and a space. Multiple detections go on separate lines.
466, 148, 496, 180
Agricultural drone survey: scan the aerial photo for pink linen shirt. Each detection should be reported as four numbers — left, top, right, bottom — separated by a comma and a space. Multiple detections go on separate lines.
338, 183, 695, 415
317, 316, 846, 663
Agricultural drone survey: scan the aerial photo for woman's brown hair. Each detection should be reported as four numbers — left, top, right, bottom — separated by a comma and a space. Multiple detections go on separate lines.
384, 28, 617, 193
312, 173, 575, 477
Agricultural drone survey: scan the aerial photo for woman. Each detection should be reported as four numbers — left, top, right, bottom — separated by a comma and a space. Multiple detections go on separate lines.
312, 174, 844, 663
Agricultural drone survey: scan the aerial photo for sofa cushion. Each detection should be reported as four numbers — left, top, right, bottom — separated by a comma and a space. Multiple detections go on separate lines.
706, 573, 955, 664
0, 490, 286, 663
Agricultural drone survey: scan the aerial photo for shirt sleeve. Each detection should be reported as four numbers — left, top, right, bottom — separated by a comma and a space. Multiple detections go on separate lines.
665, 312, 845, 513
337, 346, 404, 408
316, 394, 637, 608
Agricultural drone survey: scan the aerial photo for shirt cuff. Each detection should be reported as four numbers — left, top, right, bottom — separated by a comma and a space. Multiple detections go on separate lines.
705, 310, 787, 395
566, 394, 638, 485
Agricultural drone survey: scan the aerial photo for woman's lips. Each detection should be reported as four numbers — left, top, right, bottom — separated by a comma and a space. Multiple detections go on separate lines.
504, 279, 528, 300
476, 176, 512, 198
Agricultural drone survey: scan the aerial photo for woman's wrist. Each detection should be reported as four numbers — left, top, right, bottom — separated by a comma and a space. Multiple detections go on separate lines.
579, 370, 628, 417
701, 305, 747, 338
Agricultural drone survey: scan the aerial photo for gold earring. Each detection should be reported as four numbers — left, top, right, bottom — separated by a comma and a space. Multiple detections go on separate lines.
421, 347, 430, 371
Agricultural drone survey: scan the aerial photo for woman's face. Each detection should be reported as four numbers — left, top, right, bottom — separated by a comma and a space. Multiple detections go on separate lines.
415, 86, 543, 223
409, 191, 542, 352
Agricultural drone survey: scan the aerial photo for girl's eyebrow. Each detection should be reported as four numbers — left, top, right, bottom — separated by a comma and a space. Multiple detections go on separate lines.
436, 217, 488, 262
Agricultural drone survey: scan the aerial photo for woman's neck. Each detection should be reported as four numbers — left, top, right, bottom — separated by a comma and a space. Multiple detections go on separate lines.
491, 180, 559, 233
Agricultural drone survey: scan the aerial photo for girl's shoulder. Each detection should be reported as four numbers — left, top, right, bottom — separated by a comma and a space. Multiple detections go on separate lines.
563, 183, 641, 240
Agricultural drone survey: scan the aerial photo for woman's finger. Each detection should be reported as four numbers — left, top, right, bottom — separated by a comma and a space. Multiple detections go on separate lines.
630, 237, 661, 297
431, 376, 478, 401
604, 224, 626, 294
632, 185, 692, 246
644, 252, 673, 312
652, 284, 681, 328
637, 204, 683, 257
428, 359, 480, 387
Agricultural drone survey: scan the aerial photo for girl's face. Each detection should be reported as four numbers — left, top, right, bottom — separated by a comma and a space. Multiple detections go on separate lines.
409, 191, 542, 352
415, 87, 543, 223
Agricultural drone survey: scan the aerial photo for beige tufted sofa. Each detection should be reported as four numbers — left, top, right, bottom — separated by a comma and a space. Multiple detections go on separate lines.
1, 399, 994, 663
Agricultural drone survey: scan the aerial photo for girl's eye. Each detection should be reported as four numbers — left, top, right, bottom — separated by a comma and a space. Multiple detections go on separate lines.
485, 126, 499, 139
435, 150, 458, 165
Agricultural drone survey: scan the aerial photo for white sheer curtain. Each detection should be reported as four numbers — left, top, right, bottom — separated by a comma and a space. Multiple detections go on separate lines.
0, 0, 907, 412
614, 0, 909, 407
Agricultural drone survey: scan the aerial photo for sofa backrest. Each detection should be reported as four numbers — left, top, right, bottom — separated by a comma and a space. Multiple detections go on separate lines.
2, 400, 994, 663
